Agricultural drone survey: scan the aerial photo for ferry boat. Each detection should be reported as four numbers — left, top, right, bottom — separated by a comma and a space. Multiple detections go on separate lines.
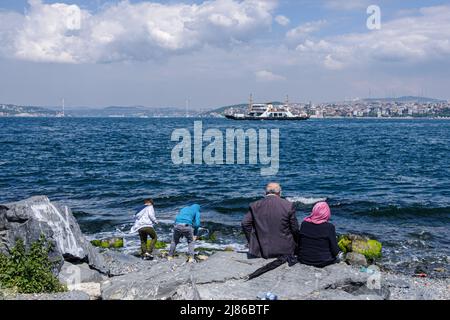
225, 95, 309, 121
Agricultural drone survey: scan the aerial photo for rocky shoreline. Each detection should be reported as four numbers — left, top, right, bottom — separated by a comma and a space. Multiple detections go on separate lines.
1, 196, 448, 300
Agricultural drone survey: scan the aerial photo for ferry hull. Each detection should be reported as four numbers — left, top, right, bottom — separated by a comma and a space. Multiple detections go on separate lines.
225, 115, 310, 121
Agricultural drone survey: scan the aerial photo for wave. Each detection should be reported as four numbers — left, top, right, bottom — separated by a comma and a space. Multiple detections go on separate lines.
336, 202, 450, 219
286, 196, 327, 205
205, 195, 328, 213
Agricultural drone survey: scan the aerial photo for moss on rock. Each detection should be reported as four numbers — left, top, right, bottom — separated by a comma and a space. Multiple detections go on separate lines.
90, 239, 102, 247
338, 235, 352, 253
199, 231, 219, 243
351, 239, 382, 260
91, 237, 124, 249
111, 238, 124, 248
151, 241, 167, 249
337, 234, 382, 260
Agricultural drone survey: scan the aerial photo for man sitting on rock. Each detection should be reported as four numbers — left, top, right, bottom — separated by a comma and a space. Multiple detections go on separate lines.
168, 204, 201, 263
242, 183, 299, 259
130, 198, 158, 260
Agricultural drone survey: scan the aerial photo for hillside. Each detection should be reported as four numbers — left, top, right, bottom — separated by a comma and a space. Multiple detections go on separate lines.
362, 96, 446, 103
0, 104, 58, 117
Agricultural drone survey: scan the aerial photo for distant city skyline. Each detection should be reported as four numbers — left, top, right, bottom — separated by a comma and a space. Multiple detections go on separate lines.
0, 0, 449, 109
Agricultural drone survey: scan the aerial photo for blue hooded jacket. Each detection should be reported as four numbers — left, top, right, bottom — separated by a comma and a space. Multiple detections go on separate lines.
175, 204, 201, 235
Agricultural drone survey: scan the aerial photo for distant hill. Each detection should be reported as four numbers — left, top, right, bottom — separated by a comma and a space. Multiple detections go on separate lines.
362, 96, 446, 103
68, 105, 193, 117
0, 103, 203, 118
0, 104, 58, 116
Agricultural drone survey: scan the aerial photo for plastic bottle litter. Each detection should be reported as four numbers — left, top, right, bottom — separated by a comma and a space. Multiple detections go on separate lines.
359, 267, 375, 274
414, 273, 427, 278
257, 292, 278, 300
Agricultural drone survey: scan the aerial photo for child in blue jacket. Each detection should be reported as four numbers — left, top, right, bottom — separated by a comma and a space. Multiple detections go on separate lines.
168, 204, 201, 262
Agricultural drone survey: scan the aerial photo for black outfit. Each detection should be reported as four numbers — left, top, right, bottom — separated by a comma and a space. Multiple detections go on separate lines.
247, 255, 298, 280
297, 221, 340, 268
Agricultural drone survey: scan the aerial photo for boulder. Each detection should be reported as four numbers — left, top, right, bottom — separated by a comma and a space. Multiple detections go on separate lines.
101, 256, 193, 300
338, 234, 382, 260
0, 196, 106, 274
69, 283, 101, 300
58, 261, 105, 285
98, 250, 149, 277
57, 262, 105, 300
101, 252, 390, 300
345, 252, 368, 267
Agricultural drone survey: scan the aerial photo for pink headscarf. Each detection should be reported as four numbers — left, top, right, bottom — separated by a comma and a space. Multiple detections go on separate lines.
304, 202, 331, 224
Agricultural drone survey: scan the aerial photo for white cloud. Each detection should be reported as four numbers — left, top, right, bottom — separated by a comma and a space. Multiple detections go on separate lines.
275, 15, 290, 26
255, 70, 286, 81
324, 0, 370, 11
294, 5, 450, 70
286, 20, 326, 41
323, 54, 345, 70
0, 10, 23, 57
0, 0, 278, 63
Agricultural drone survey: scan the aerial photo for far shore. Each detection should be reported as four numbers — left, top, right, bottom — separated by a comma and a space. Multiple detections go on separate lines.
1, 115, 450, 120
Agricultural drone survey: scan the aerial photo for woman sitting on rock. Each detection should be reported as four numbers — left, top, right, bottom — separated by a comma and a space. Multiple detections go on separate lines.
297, 201, 340, 268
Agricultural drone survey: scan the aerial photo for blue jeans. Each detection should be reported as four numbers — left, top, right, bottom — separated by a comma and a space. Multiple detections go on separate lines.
168, 224, 195, 257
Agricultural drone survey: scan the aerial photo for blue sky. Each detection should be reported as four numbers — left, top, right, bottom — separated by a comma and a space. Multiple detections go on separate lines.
0, 0, 449, 108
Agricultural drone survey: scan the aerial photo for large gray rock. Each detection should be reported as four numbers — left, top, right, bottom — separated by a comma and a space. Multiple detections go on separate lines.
101, 256, 193, 300
98, 250, 149, 277
58, 262, 105, 285
0, 196, 106, 274
345, 252, 368, 267
101, 252, 391, 300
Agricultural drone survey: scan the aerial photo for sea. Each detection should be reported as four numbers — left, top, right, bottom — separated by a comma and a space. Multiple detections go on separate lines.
0, 117, 449, 277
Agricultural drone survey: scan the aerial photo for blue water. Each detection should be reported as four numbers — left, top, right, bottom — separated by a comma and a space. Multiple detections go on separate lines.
1, 118, 449, 276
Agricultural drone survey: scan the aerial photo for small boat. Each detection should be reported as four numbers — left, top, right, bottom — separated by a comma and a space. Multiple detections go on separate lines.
225, 95, 309, 121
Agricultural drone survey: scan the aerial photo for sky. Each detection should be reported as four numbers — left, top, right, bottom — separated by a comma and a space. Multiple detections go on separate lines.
0, 0, 449, 109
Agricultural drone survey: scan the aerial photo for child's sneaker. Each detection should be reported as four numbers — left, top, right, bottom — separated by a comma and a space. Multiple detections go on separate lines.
143, 253, 154, 260
187, 256, 195, 263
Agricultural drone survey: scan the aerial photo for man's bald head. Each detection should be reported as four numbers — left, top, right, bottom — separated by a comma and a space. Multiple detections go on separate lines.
265, 182, 282, 196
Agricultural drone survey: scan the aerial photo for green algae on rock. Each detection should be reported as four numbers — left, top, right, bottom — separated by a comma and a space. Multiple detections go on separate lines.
152, 241, 167, 249
91, 237, 124, 249
338, 234, 382, 260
